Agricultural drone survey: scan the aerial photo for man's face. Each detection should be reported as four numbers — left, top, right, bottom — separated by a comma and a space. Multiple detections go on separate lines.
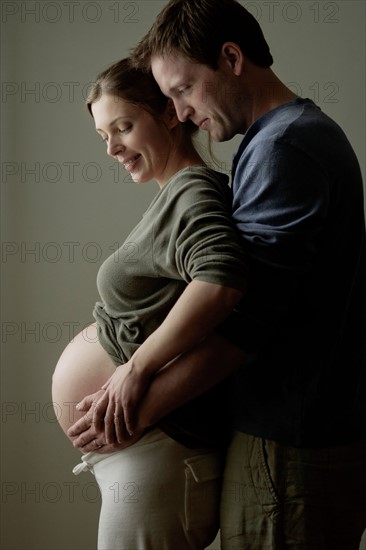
151, 52, 242, 142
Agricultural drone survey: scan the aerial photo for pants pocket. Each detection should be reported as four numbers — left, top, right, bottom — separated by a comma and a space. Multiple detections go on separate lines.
184, 452, 223, 532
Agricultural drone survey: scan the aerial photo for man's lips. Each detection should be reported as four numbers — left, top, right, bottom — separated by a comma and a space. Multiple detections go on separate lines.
198, 118, 209, 130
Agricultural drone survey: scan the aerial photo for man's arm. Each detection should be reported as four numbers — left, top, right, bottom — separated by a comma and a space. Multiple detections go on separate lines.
134, 331, 247, 431
69, 331, 246, 449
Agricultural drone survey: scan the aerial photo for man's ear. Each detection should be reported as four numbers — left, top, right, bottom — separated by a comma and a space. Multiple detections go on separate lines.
220, 42, 244, 76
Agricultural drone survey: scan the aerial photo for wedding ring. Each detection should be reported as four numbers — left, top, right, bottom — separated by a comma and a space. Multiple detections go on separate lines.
93, 439, 103, 449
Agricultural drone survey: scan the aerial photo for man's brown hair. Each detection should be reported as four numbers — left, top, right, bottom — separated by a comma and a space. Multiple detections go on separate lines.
131, 0, 273, 70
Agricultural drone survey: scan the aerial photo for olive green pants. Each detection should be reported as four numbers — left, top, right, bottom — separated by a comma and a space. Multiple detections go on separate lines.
220, 432, 366, 549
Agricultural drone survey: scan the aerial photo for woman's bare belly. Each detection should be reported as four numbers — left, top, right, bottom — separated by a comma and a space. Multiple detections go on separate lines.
52, 323, 116, 437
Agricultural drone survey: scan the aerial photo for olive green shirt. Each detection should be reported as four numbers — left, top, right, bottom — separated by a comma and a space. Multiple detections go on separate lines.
94, 166, 247, 365
93, 166, 248, 446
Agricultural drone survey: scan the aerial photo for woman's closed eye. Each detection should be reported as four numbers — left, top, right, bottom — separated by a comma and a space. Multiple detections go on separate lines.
119, 125, 132, 134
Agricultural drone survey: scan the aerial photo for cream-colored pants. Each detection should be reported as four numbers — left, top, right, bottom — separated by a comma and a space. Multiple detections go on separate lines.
73, 428, 223, 550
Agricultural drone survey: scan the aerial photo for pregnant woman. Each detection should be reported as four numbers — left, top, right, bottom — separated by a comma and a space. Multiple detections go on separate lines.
52, 58, 247, 550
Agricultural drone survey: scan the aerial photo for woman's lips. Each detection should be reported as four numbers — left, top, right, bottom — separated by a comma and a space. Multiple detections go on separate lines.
121, 154, 141, 172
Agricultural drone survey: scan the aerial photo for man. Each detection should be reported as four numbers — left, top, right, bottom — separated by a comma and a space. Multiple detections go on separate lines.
71, 0, 366, 547
129, 0, 366, 548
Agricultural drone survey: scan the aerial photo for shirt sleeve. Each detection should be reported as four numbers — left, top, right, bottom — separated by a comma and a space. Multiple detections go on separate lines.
231, 138, 329, 271
155, 168, 248, 292
218, 138, 331, 351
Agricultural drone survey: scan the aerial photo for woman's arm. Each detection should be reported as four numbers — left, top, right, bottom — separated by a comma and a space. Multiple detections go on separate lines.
96, 280, 244, 438
133, 280, 243, 371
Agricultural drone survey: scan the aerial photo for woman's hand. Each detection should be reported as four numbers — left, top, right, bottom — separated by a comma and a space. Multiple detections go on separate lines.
68, 389, 142, 452
68, 389, 107, 447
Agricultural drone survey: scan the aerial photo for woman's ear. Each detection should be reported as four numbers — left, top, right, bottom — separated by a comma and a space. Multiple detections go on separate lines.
220, 42, 244, 76
166, 99, 179, 129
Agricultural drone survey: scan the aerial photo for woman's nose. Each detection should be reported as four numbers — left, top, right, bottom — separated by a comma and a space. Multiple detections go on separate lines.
107, 138, 125, 158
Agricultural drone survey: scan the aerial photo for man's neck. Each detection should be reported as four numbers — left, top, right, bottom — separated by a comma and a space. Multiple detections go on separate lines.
243, 67, 298, 129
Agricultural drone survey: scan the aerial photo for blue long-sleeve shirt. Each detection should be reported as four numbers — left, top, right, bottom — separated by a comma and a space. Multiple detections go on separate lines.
219, 98, 366, 447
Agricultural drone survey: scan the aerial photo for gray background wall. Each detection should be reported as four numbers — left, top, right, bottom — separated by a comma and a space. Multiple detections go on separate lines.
1, 1, 365, 549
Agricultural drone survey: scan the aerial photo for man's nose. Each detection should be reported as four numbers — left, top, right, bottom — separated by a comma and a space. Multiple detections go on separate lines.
174, 100, 194, 123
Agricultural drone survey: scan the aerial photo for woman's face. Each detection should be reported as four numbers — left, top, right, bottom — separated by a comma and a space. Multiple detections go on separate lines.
91, 94, 174, 187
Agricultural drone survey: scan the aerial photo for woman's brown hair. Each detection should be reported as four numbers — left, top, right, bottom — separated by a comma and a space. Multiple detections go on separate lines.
86, 57, 197, 139
86, 58, 168, 117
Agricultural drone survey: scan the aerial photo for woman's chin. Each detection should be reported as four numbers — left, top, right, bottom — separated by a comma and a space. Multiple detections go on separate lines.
130, 174, 152, 185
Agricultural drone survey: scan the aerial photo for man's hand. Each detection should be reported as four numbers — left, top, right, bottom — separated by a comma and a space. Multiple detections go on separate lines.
98, 362, 152, 440
119, 364, 152, 436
